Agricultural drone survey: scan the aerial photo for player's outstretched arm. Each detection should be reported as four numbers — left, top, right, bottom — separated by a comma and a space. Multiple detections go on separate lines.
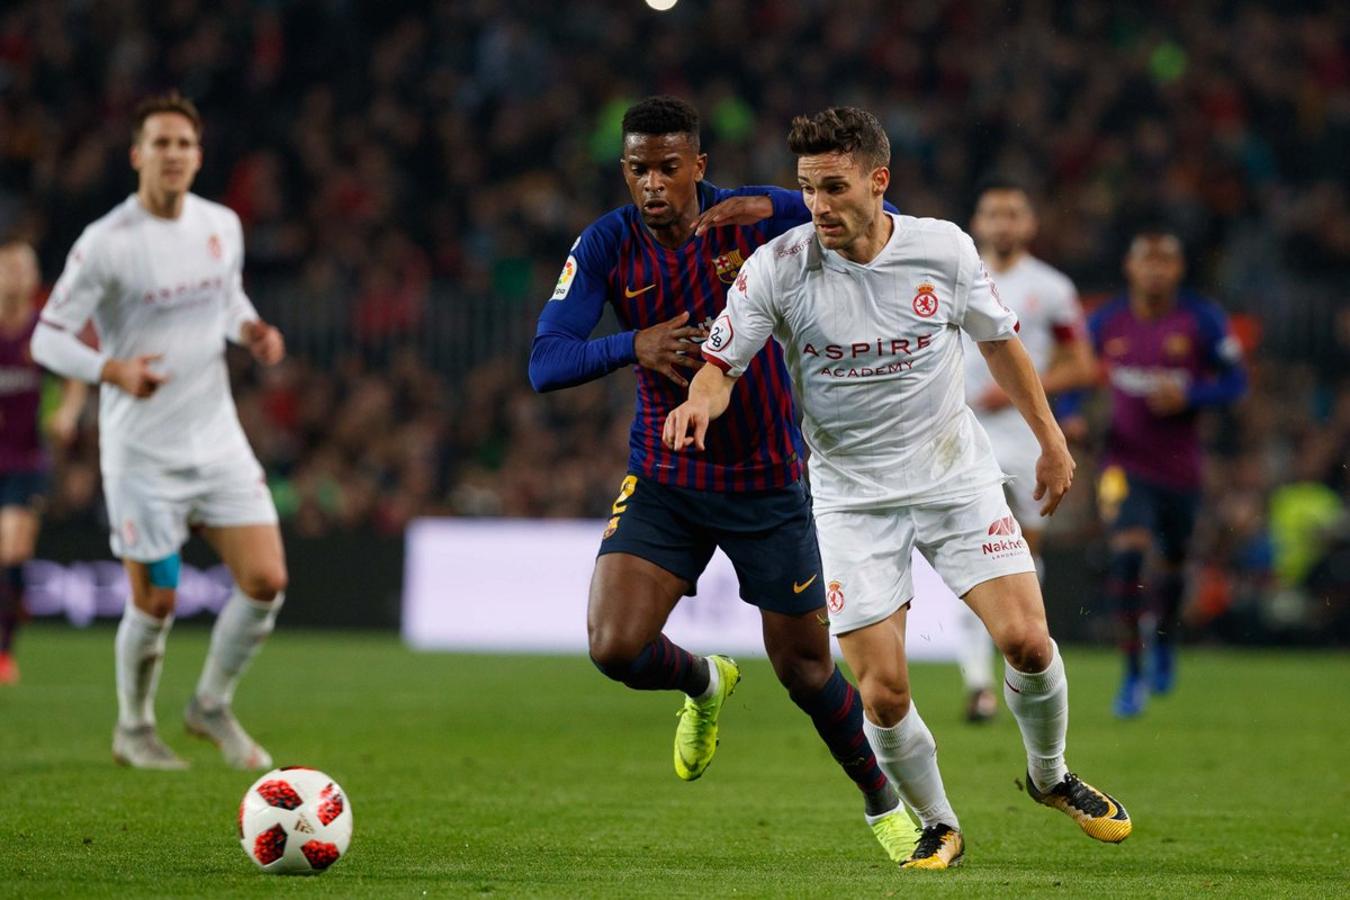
978, 337, 1075, 516
663, 363, 737, 452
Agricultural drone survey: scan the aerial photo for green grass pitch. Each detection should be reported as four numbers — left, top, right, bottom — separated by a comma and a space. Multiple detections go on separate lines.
1, 625, 1346, 898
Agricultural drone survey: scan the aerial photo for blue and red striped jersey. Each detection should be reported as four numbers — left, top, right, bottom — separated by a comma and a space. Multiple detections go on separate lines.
1088, 291, 1246, 489
529, 181, 810, 492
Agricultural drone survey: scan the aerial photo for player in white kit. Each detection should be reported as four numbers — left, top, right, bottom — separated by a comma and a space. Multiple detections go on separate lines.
955, 180, 1097, 723
666, 108, 1131, 866
31, 93, 287, 770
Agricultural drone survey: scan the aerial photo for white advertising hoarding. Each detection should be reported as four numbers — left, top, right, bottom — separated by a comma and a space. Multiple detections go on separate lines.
403, 519, 967, 661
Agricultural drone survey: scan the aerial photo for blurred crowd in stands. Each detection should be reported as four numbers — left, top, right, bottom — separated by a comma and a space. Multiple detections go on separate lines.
2, 0, 1347, 639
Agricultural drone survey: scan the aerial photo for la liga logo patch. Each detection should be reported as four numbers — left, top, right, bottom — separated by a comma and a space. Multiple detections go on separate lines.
551, 255, 578, 300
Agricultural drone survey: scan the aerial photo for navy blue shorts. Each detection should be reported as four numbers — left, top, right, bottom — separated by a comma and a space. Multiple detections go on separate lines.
596, 474, 827, 616
1106, 468, 1199, 564
0, 470, 49, 510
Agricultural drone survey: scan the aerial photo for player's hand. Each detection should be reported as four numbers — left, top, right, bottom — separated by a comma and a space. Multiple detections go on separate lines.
1146, 380, 1188, 416
663, 398, 712, 452
634, 310, 707, 388
1032, 440, 1076, 517
102, 354, 168, 399
693, 196, 775, 236
243, 319, 286, 366
977, 384, 1012, 411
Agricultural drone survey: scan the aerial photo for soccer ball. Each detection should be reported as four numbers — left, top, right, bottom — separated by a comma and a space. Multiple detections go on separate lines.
238, 766, 353, 874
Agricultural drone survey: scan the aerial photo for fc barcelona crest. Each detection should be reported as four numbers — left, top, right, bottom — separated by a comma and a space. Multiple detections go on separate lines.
713, 249, 745, 284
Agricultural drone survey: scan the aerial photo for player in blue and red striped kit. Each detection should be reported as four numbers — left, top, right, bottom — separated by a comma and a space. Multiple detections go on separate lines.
1088, 227, 1247, 717
529, 97, 919, 864
0, 242, 86, 684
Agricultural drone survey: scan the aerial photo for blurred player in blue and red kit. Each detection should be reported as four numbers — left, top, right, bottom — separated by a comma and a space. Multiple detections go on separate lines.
1087, 227, 1246, 717
529, 96, 921, 863
0, 241, 86, 684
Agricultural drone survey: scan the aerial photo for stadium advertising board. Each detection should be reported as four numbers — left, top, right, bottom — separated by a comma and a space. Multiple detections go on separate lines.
403, 519, 966, 660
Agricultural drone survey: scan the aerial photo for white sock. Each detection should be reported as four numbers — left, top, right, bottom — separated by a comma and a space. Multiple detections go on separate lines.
195, 588, 283, 709
692, 655, 720, 701
863, 704, 960, 831
115, 604, 172, 729
955, 605, 995, 692
1004, 640, 1070, 791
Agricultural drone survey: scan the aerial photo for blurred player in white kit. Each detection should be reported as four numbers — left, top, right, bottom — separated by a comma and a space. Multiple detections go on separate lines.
31, 93, 287, 770
955, 180, 1097, 722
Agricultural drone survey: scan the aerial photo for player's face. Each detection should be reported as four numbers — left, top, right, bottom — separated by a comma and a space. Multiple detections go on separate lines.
973, 189, 1036, 257
131, 112, 202, 196
0, 244, 38, 307
1124, 235, 1185, 298
621, 133, 706, 230
797, 152, 888, 251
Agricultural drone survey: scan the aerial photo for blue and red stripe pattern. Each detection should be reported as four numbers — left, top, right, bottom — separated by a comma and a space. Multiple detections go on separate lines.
530, 181, 810, 492
792, 667, 889, 795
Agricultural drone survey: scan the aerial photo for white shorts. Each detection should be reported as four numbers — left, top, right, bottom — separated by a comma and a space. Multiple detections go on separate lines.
816, 484, 1037, 636
104, 456, 278, 562
979, 410, 1042, 527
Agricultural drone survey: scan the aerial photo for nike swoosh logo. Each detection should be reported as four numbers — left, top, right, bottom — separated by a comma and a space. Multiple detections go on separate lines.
793, 574, 819, 593
624, 284, 656, 298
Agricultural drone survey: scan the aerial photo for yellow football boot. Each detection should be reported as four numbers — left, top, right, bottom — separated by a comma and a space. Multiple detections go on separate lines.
901, 823, 965, 869
1027, 771, 1132, 843
867, 806, 923, 863
673, 655, 741, 781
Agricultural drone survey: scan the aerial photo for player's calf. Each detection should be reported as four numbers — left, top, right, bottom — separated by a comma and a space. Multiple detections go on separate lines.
589, 632, 711, 696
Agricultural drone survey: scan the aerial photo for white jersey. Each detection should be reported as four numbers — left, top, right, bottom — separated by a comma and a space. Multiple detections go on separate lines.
43, 194, 260, 473
703, 213, 1019, 513
963, 254, 1082, 439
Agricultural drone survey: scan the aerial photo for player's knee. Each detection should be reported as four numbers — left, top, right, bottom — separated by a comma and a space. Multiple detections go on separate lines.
859, 679, 910, 728
239, 565, 288, 603
587, 628, 643, 681
1000, 622, 1053, 672
777, 654, 834, 701
139, 587, 177, 620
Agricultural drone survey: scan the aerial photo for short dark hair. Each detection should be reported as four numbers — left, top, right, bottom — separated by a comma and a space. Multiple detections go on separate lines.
787, 107, 890, 170
1131, 220, 1182, 243
132, 91, 203, 143
974, 175, 1032, 204
621, 96, 700, 148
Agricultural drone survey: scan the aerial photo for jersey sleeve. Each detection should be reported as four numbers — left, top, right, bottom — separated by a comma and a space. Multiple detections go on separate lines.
1187, 301, 1247, 407
32, 228, 111, 383
528, 222, 635, 393
1046, 274, 1087, 344
224, 213, 260, 344
700, 246, 777, 377
42, 226, 109, 334
954, 231, 1019, 341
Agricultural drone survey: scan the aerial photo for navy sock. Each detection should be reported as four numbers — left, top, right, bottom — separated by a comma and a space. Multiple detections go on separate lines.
1153, 570, 1186, 644
790, 667, 889, 799
0, 565, 22, 654
1109, 549, 1145, 677
591, 634, 710, 695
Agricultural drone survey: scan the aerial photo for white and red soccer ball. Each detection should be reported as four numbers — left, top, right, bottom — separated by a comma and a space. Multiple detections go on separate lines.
239, 766, 353, 874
